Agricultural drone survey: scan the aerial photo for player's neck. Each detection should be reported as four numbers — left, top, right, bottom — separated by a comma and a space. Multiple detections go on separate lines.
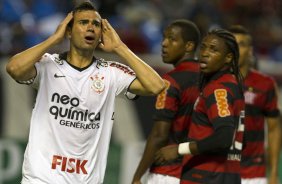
67, 51, 94, 69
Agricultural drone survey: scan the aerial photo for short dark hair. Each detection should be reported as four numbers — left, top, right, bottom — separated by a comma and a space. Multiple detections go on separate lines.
68, 1, 98, 28
73, 1, 97, 13
228, 25, 253, 45
168, 19, 201, 51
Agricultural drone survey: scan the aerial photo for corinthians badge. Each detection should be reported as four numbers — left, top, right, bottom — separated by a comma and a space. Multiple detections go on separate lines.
90, 73, 105, 93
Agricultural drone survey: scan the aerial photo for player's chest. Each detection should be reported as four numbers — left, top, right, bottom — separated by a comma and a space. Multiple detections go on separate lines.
45, 67, 112, 104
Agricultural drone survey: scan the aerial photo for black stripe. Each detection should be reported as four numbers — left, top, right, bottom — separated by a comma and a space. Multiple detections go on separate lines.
170, 71, 199, 89
211, 116, 236, 129
170, 130, 189, 143
192, 111, 209, 126
153, 109, 176, 122
244, 130, 264, 142
181, 167, 241, 184
241, 155, 265, 166
178, 103, 195, 117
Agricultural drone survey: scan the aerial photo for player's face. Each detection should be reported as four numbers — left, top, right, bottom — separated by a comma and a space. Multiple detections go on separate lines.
69, 10, 102, 51
199, 35, 231, 74
233, 34, 252, 68
162, 26, 186, 65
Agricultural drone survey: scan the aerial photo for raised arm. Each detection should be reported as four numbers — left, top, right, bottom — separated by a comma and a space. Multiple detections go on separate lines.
6, 13, 73, 81
99, 19, 165, 95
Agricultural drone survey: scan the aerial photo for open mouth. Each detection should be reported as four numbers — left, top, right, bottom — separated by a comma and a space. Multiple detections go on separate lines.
84, 36, 95, 43
199, 61, 207, 68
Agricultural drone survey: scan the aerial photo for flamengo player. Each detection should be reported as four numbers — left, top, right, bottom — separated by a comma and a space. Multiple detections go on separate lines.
6, 2, 164, 184
229, 25, 281, 184
155, 29, 245, 184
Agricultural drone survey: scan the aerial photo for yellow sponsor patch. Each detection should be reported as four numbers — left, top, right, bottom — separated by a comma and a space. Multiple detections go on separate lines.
214, 89, 230, 117
155, 80, 170, 109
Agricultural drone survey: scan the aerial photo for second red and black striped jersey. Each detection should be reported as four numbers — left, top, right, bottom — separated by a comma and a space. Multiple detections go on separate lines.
181, 70, 245, 184
150, 59, 200, 178
241, 69, 280, 178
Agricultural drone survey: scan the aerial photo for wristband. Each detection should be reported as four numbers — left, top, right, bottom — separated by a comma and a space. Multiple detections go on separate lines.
178, 142, 191, 155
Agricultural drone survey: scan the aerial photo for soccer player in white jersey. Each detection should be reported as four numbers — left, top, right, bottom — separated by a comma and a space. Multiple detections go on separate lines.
6, 2, 165, 184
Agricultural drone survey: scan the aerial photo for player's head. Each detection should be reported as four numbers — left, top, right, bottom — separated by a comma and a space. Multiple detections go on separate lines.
199, 28, 239, 74
67, 1, 102, 51
68, 1, 99, 29
228, 25, 253, 68
199, 28, 243, 90
162, 19, 201, 65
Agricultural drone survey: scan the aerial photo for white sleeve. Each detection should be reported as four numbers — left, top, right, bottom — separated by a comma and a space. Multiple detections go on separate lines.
16, 53, 50, 89
109, 62, 136, 96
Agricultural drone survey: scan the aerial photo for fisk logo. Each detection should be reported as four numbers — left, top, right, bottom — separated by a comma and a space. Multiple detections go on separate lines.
51, 155, 88, 174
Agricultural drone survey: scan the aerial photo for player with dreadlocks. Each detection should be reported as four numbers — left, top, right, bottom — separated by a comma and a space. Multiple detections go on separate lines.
154, 28, 245, 184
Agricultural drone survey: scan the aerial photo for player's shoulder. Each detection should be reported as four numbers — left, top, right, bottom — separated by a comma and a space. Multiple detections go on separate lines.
98, 59, 135, 76
38, 53, 63, 66
248, 69, 274, 82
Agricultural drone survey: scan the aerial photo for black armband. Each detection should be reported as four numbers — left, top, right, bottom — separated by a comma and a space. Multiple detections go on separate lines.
197, 126, 235, 154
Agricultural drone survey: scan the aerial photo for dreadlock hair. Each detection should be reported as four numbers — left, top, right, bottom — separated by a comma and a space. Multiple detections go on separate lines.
67, 1, 98, 29
168, 19, 201, 52
199, 28, 244, 94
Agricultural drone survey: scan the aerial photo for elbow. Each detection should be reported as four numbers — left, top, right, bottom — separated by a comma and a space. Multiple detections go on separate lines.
6, 62, 17, 79
6, 58, 22, 80
6, 64, 19, 80
150, 80, 166, 95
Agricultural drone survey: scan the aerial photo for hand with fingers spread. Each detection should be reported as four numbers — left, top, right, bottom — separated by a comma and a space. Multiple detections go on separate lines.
52, 12, 73, 45
99, 19, 124, 52
154, 145, 179, 165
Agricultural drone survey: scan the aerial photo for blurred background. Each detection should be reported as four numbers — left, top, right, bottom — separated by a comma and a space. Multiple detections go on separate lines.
0, 0, 282, 183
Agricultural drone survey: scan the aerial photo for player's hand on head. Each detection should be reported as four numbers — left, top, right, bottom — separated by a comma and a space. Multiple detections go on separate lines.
154, 145, 179, 164
52, 12, 73, 45
99, 19, 123, 52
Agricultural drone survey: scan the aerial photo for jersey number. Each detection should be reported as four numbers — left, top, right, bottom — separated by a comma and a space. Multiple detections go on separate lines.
229, 110, 245, 151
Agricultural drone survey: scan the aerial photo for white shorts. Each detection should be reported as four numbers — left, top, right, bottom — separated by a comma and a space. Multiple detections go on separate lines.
241, 178, 267, 184
146, 173, 180, 184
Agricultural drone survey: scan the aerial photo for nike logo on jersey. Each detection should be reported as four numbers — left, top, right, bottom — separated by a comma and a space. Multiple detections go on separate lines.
54, 73, 66, 78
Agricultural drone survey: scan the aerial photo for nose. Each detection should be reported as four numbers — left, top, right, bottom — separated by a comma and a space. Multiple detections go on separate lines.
162, 38, 168, 47
200, 48, 209, 57
87, 24, 94, 32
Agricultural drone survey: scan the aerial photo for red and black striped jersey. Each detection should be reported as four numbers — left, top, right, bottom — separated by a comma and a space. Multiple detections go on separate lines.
181, 70, 245, 184
241, 69, 280, 178
150, 59, 200, 178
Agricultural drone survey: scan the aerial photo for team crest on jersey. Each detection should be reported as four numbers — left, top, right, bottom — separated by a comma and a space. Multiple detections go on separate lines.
90, 73, 105, 93
96, 58, 108, 69
244, 87, 256, 104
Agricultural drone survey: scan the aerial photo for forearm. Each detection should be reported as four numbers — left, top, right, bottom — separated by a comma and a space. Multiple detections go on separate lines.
181, 126, 234, 155
115, 44, 164, 94
268, 119, 281, 177
6, 35, 58, 81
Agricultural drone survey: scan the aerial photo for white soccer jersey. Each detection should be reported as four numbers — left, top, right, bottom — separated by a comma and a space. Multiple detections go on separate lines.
21, 53, 136, 184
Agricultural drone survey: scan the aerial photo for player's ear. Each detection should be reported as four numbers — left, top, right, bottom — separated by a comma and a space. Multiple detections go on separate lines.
225, 53, 233, 64
185, 41, 195, 52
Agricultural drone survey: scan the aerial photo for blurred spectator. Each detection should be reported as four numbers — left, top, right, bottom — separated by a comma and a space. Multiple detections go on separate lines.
0, 0, 282, 61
